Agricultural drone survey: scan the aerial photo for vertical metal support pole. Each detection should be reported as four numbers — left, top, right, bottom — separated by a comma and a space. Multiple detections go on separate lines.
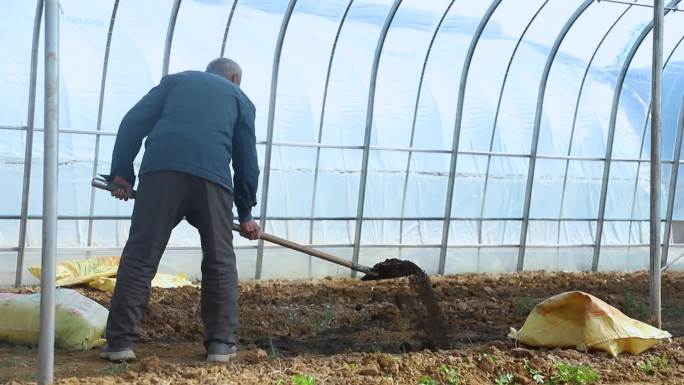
479, 0, 550, 245
438, 0, 503, 275
592, 0, 678, 272
650, 0, 664, 328
16, 0, 44, 287
398, 0, 456, 252
39, 0, 59, 383
663, 95, 684, 266
162, 0, 182, 77
351, 0, 402, 278
517, 0, 593, 272
87, 0, 120, 247
255, 0, 298, 279
220, 0, 239, 57
308, 0, 354, 277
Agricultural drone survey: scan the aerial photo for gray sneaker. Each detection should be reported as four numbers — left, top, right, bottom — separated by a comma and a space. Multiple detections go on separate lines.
206, 343, 237, 363
99, 344, 136, 362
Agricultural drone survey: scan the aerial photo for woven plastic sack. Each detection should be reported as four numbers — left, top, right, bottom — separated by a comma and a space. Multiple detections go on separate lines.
28, 256, 120, 286
88, 272, 194, 292
508, 291, 671, 357
0, 289, 108, 350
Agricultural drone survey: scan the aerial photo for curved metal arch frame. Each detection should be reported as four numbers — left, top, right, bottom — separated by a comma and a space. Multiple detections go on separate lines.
220, 0, 240, 57
437, 0, 504, 274
477, 0, 551, 246
663, 93, 684, 265
517, 0, 595, 272
255, 0, 299, 280
397, 0, 457, 251
86, 0, 120, 249
307, 0, 355, 277
350, 0, 403, 278
556, 4, 634, 246
15, 0, 44, 287
627, 33, 684, 244
162, 0, 183, 77
592, 0, 681, 271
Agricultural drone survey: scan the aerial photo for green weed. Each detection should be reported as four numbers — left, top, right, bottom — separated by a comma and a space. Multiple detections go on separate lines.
0, 343, 35, 355
99, 362, 129, 376
478, 352, 497, 364
637, 355, 669, 375
314, 304, 333, 333
418, 376, 438, 385
437, 364, 462, 385
494, 373, 515, 385
663, 299, 683, 318
549, 363, 599, 385
523, 359, 545, 384
268, 337, 280, 359
622, 290, 649, 320
0, 357, 29, 369
291, 374, 316, 385
514, 297, 538, 317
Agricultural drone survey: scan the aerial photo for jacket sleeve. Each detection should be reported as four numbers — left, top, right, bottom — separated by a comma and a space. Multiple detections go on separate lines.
108, 76, 169, 186
232, 97, 260, 222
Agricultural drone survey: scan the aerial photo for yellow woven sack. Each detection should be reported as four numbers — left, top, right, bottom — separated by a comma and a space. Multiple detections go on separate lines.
28, 256, 120, 286
88, 273, 193, 292
0, 289, 108, 350
508, 291, 671, 357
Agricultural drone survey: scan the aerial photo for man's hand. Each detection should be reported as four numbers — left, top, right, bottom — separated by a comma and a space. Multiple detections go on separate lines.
239, 220, 261, 240
111, 176, 133, 201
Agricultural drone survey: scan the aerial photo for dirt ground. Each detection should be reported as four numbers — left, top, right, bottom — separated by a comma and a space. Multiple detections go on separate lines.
1, 271, 684, 384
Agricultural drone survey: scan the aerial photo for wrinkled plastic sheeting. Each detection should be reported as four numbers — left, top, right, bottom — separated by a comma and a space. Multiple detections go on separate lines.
0, 289, 107, 350
508, 291, 671, 357
29, 256, 120, 286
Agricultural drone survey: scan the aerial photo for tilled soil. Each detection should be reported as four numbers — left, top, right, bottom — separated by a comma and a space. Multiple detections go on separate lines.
2, 271, 684, 384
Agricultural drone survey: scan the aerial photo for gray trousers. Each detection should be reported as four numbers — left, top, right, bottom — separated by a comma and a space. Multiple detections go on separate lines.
105, 171, 239, 349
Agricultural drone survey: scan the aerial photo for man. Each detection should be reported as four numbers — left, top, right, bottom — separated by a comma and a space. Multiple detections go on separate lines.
98, 58, 261, 363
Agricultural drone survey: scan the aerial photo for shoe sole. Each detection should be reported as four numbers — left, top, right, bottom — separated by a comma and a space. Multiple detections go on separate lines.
206, 353, 236, 363
99, 350, 137, 362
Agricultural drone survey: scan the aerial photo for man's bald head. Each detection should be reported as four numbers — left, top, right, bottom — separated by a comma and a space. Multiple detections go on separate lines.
206, 58, 242, 86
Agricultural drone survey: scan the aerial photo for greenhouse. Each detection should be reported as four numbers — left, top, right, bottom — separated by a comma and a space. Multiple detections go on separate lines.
1, 0, 684, 384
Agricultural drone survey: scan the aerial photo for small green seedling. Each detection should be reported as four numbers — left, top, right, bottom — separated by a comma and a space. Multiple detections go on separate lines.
0, 357, 29, 369
494, 373, 515, 385
268, 337, 280, 359
418, 376, 437, 385
478, 352, 497, 364
4, 343, 36, 355
99, 362, 129, 376
549, 363, 599, 385
314, 304, 334, 333
515, 297, 538, 317
622, 290, 649, 320
291, 374, 316, 385
637, 355, 669, 375
437, 364, 462, 385
343, 362, 357, 370
523, 359, 545, 384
